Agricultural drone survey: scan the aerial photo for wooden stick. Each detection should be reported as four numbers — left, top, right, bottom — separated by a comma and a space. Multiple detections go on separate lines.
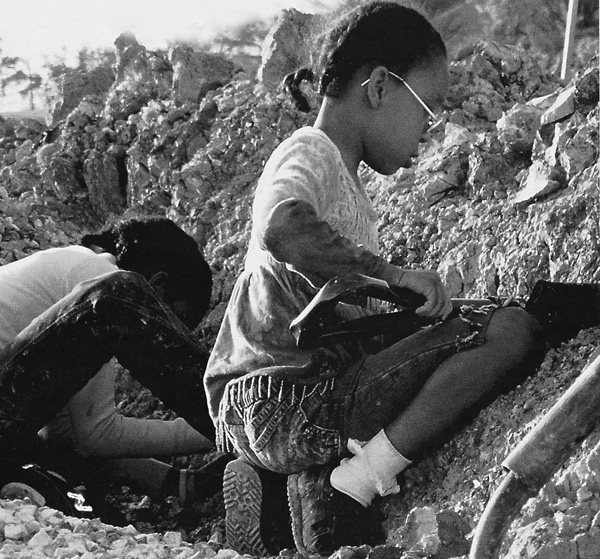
561, 0, 580, 80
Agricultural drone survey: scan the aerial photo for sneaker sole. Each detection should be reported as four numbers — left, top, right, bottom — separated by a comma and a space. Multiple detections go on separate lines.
223, 458, 268, 556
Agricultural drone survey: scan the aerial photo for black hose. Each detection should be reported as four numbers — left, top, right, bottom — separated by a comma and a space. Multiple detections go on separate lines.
469, 472, 535, 559
470, 353, 600, 559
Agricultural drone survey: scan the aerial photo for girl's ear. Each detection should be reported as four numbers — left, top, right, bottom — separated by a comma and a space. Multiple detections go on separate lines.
365, 66, 390, 108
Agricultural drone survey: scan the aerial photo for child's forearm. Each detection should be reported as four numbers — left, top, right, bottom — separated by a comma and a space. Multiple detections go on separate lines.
74, 414, 212, 458
67, 361, 212, 458
261, 198, 397, 285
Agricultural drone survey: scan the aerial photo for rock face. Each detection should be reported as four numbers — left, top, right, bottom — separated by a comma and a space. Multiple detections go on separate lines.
256, 8, 315, 88
170, 47, 235, 104
50, 65, 115, 126
0, 5, 599, 558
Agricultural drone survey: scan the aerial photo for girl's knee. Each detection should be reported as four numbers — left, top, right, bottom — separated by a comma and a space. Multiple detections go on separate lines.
487, 306, 545, 360
472, 306, 546, 399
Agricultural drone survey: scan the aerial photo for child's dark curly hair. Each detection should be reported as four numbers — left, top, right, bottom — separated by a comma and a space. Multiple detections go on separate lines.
283, 1, 446, 112
81, 216, 212, 329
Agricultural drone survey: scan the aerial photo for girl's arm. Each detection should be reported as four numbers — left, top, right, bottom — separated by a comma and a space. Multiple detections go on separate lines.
263, 197, 390, 284
262, 198, 451, 319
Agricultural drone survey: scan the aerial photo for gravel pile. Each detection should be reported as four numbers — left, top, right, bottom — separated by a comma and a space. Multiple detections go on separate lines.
0, 498, 229, 559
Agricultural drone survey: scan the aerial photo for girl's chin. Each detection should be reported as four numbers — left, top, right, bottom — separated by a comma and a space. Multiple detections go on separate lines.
369, 155, 414, 175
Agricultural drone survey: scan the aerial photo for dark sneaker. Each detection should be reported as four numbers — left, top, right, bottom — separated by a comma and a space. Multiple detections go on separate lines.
525, 280, 600, 347
287, 465, 383, 558
0, 463, 94, 518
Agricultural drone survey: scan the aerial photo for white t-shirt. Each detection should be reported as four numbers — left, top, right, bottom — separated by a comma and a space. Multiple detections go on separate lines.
0, 246, 117, 349
0, 246, 209, 457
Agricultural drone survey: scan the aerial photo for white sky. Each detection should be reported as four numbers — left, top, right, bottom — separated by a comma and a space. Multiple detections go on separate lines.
0, 0, 343, 69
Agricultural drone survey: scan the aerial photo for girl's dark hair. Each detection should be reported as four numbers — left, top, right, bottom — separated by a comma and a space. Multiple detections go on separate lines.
283, 68, 315, 113
283, 1, 446, 112
82, 216, 212, 328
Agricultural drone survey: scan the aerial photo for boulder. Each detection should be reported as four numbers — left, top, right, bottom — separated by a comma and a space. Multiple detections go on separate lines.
505, 518, 575, 559
257, 8, 315, 89
541, 87, 576, 125
169, 47, 235, 104
397, 506, 471, 558
82, 145, 127, 218
497, 103, 543, 155
49, 65, 115, 126
40, 153, 84, 201
104, 32, 173, 121
513, 160, 566, 206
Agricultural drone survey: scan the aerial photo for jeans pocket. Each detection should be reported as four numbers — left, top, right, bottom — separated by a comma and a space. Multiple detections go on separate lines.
244, 397, 295, 453
243, 394, 340, 474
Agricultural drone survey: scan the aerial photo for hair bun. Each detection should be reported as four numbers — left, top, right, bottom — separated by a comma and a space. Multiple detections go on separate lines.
282, 68, 315, 113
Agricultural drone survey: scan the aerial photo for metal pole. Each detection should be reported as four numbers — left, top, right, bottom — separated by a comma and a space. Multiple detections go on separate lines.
560, 0, 580, 80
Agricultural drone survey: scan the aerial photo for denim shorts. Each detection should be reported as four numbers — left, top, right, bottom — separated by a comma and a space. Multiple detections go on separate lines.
218, 305, 497, 474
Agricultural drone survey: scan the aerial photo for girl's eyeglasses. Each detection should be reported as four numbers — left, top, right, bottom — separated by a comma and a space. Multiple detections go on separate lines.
361, 71, 443, 133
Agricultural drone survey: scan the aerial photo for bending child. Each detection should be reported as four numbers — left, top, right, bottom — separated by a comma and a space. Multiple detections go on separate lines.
0, 216, 221, 509
204, 2, 600, 556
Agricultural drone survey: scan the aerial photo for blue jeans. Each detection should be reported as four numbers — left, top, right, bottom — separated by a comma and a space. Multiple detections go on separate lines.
219, 305, 503, 474
0, 270, 211, 465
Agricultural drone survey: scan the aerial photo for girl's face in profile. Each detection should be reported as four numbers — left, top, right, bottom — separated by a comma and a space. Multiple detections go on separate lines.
364, 55, 448, 175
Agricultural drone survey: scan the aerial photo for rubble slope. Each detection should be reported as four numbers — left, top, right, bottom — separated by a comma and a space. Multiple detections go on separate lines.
0, 8, 599, 558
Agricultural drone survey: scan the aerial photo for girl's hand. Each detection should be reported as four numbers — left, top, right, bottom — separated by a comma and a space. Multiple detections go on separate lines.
383, 266, 452, 319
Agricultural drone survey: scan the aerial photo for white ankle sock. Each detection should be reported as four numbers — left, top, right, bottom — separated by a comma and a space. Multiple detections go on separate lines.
330, 429, 412, 507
